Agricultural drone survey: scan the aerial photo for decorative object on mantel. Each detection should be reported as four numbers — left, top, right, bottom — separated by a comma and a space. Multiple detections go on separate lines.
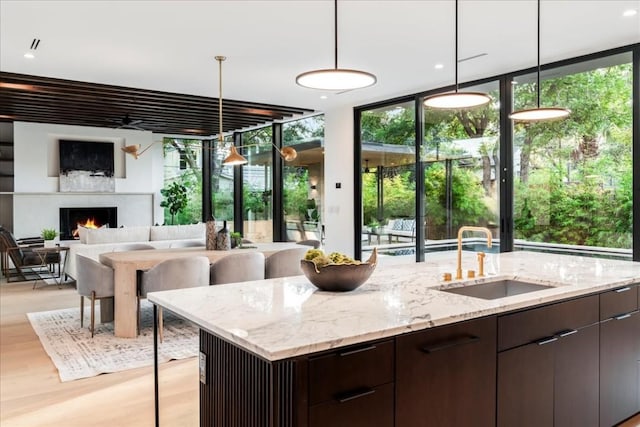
206, 216, 217, 250
27, 300, 197, 382
300, 247, 377, 292
509, 0, 571, 122
215, 220, 231, 251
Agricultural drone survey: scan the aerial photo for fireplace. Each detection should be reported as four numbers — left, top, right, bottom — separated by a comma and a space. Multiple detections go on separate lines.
59, 207, 117, 240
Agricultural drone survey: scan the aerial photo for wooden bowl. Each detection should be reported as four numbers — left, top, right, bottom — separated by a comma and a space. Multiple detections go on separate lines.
300, 248, 377, 292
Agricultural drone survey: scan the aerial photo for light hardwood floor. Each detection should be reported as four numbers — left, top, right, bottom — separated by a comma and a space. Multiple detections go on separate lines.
1, 279, 639, 427
0, 279, 198, 427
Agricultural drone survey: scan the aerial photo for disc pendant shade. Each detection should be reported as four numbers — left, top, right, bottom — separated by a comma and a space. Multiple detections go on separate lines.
424, 0, 491, 110
509, 0, 570, 122
295, 0, 376, 91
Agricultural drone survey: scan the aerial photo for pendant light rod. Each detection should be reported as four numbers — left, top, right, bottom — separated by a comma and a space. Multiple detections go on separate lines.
333, 0, 338, 69
216, 56, 225, 143
423, 0, 491, 110
536, 0, 541, 108
454, 0, 459, 93
295, 0, 376, 91
509, 0, 570, 122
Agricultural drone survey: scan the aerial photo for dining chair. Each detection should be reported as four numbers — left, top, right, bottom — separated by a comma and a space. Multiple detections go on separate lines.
76, 254, 115, 338
296, 239, 321, 249
169, 240, 205, 248
209, 252, 265, 285
113, 243, 155, 251
265, 247, 308, 279
139, 256, 210, 341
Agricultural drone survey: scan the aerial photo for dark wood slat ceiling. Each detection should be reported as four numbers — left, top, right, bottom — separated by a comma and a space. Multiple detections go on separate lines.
0, 72, 315, 136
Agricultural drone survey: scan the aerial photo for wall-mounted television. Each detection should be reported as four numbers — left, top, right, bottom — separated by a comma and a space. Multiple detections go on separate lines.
59, 140, 114, 176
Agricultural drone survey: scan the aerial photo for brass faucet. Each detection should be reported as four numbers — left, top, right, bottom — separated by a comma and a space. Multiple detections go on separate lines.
456, 226, 492, 280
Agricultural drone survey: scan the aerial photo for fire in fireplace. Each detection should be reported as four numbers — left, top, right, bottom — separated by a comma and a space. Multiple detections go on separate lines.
59, 207, 117, 240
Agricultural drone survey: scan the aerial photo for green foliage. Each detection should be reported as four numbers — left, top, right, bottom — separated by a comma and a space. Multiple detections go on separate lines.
160, 182, 189, 225
41, 228, 58, 240
512, 62, 633, 249
283, 168, 310, 220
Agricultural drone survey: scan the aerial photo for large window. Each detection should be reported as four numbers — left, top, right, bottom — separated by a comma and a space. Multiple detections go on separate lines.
360, 101, 416, 256
512, 53, 633, 256
162, 138, 203, 225
421, 82, 501, 253
283, 115, 324, 243
241, 127, 273, 242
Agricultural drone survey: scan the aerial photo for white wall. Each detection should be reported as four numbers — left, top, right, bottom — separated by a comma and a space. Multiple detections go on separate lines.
322, 106, 355, 256
12, 122, 164, 237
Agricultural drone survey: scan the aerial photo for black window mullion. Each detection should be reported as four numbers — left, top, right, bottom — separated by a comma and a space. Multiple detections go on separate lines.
233, 132, 243, 236
354, 108, 363, 260
633, 46, 639, 261
415, 95, 425, 262
272, 122, 285, 242
499, 75, 514, 252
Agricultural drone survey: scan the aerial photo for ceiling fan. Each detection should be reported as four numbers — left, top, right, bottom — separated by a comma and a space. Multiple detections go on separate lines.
108, 113, 145, 130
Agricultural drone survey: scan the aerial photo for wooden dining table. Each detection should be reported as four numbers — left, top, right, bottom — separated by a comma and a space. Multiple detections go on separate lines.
99, 242, 301, 338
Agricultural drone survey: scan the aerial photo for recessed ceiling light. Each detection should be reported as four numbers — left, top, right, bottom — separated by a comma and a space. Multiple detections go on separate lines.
434, 63, 444, 70
320, 95, 328, 99
623, 9, 637, 17
23, 53, 35, 59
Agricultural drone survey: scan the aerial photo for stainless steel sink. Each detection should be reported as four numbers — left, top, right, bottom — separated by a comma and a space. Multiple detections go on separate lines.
438, 279, 554, 300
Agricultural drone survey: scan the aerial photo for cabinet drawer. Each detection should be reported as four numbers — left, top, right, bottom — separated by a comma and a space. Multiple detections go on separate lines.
498, 295, 598, 351
600, 285, 638, 320
309, 382, 394, 427
309, 339, 394, 405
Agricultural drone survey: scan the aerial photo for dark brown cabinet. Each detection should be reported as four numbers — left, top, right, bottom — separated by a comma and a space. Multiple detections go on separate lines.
308, 339, 395, 427
497, 295, 600, 427
395, 316, 497, 427
599, 285, 640, 427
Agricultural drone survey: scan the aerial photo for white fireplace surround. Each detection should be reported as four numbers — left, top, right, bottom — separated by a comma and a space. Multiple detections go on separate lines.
11, 122, 164, 238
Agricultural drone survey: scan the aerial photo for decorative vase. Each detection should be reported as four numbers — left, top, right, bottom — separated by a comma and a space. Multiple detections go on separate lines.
215, 220, 231, 251
206, 217, 217, 250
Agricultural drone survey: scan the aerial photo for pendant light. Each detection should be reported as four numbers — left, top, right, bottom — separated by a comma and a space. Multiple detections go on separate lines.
216, 56, 247, 166
509, 0, 570, 122
423, 0, 491, 110
295, 0, 376, 91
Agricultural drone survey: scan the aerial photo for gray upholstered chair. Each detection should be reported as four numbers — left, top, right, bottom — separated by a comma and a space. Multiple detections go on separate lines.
265, 247, 308, 279
169, 240, 205, 248
139, 256, 210, 341
76, 254, 114, 337
209, 252, 265, 285
296, 239, 321, 249
113, 243, 155, 252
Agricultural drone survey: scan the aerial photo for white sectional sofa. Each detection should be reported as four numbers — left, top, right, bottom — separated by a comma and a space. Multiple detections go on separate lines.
65, 223, 205, 279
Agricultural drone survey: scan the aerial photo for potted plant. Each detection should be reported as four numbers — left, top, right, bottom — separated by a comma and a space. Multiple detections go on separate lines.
368, 220, 380, 234
41, 228, 58, 247
230, 231, 242, 249
160, 182, 188, 225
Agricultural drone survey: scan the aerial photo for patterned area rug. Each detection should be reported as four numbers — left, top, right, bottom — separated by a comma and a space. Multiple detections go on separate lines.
27, 301, 198, 382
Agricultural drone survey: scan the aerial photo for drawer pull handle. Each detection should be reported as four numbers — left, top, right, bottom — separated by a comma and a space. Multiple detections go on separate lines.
614, 287, 631, 293
421, 335, 480, 353
537, 336, 558, 346
336, 388, 375, 403
338, 345, 377, 357
614, 313, 632, 320
558, 329, 578, 338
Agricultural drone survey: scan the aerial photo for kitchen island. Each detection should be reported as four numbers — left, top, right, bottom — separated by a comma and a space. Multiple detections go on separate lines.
148, 251, 640, 427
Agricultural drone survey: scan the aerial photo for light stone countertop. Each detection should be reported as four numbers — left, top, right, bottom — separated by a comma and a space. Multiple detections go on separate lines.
147, 250, 640, 361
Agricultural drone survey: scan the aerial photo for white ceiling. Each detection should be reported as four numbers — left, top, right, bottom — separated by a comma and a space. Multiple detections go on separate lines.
1, 0, 639, 115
